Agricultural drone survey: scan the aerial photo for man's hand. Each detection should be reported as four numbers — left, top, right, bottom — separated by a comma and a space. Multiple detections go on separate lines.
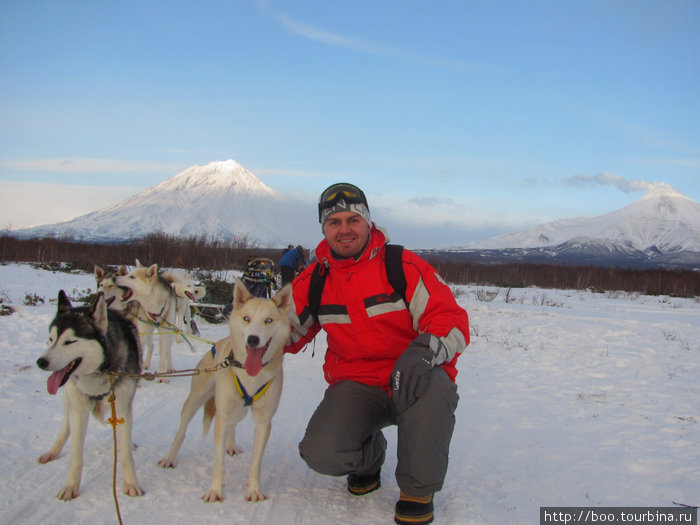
390, 336, 435, 414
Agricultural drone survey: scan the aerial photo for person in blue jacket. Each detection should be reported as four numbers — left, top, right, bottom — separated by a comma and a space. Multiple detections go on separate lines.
280, 245, 305, 285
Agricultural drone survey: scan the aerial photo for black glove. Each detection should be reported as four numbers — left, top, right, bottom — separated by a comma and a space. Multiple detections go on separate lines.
390, 336, 436, 414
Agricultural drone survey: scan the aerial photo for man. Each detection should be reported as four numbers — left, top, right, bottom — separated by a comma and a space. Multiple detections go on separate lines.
285, 183, 469, 525
280, 245, 305, 285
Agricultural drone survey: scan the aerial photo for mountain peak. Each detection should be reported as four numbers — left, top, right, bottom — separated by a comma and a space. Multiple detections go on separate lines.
153, 159, 277, 196
469, 184, 700, 254
8, 159, 317, 246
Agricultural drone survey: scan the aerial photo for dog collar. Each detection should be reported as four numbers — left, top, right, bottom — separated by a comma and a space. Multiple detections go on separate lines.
148, 301, 170, 325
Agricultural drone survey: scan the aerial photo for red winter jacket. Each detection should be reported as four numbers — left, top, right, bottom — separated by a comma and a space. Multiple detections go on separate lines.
285, 225, 469, 390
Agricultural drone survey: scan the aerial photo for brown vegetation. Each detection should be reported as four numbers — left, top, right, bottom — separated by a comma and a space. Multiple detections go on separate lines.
1, 234, 698, 297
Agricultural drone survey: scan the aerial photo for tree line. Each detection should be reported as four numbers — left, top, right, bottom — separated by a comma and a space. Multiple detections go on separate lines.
1, 233, 698, 297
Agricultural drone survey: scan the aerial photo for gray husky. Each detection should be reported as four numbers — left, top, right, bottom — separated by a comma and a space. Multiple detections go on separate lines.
36, 290, 144, 500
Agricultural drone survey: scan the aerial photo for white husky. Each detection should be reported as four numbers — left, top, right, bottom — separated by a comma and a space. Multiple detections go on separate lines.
158, 279, 292, 502
115, 261, 179, 378
36, 291, 143, 500
162, 270, 206, 342
94, 265, 155, 358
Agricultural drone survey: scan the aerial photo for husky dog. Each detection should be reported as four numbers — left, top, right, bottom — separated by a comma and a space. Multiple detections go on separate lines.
36, 291, 143, 500
162, 270, 206, 342
158, 279, 292, 502
115, 261, 178, 377
94, 265, 155, 360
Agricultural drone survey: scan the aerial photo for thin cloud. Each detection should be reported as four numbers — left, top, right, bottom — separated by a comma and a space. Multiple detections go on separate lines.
256, 0, 490, 71
408, 196, 460, 208
1, 158, 185, 174
252, 167, 343, 178
566, 172, 671, 194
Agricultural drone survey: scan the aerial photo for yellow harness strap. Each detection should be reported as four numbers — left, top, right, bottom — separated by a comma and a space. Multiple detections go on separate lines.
232, 371, 273, 407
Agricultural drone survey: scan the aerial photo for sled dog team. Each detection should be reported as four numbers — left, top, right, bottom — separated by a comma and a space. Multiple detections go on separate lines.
36, 260, 292, 503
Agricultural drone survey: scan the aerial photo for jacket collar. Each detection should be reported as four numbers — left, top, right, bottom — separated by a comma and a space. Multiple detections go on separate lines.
316, 224, 390, 271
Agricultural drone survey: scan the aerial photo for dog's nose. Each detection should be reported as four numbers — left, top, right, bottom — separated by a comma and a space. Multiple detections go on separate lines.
36, 357, 49, 370
247, 335, 260, 347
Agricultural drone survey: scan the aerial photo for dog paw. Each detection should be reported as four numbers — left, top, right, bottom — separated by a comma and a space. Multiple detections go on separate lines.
157, 457, 176, 468
57, 485, 80, 501
245, 490, 267, 502
124, 482, 144, 497
38, 452, 58, 464
201, 489, 224, 503
226, 445, 242, 456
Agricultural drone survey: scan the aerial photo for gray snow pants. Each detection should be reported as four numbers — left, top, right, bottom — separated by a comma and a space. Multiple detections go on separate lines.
298, 367, 459, 496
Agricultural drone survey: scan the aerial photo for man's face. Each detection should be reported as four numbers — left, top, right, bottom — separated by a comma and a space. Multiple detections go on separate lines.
322, 211, 371, 259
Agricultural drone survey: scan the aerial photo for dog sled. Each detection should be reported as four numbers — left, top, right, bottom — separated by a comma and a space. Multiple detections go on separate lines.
241, 257, 277, 298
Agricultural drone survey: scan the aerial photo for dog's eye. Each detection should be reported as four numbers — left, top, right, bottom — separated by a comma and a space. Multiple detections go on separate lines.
64, 339, 77, 346
243, 316, 250, 323
265, 318, 273, 324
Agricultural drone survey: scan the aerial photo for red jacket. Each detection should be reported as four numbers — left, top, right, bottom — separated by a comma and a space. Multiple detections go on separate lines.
285, 225, 469, 390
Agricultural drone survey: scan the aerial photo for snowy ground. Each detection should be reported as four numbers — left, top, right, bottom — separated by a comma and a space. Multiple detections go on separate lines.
0, 262, 698, 525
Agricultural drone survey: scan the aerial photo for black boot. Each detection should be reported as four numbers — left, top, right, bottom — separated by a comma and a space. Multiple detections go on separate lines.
394, 492, 434, 525
347, 468, 381, 496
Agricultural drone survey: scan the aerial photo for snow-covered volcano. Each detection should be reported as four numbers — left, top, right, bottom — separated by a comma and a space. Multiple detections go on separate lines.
454, 184, 700, 268
11, 160, 316, 247
472, 185, 700, 253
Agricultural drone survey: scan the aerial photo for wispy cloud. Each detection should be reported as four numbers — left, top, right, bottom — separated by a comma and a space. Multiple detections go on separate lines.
565, 172, 671, 194
0, 158, 184, 174
256, 0, 490, 71
252, 167, 342, 178
408, 196, 461, 208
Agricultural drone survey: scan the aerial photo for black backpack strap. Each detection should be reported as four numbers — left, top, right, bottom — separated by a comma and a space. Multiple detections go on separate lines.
307, 244, 407, 320
307, 261, 328, 320
384, 244, 407, 306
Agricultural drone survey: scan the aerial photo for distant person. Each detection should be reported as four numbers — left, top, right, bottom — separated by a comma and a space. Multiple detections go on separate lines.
285, 182, 469, 525
280, 245, 305, 285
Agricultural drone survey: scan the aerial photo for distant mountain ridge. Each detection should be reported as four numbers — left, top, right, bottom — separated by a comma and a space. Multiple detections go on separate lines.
6, 160, 700, 268
469, 185, 700, 253
425, 184, 700, 269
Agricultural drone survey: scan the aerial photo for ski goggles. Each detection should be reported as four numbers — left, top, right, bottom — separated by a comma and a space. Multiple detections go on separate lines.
318, 183, 369, 222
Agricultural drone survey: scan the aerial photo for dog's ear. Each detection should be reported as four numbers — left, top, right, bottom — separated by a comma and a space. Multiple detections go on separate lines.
170, 281, 185, 297
118, 265, 128, 276
135, 259, 144, 267
94, 265, 105, 280
273, 283, 293, 311
233, 278, 252, 308
147, 264, 158, 277
92, 293, 109, 334
57, 290, 72, 312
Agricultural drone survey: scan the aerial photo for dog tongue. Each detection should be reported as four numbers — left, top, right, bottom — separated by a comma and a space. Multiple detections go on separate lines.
47, 366, 71, 395
244, 347, 265, 377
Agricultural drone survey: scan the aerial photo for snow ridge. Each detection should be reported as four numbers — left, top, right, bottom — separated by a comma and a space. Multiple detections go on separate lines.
469, 184, 700, 254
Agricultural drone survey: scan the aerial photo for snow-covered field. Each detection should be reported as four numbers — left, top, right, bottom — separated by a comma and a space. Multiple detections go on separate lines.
0, 262, 697, 524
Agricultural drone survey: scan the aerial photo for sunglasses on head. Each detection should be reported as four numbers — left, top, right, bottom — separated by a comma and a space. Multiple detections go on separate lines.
318, 183, 368, 221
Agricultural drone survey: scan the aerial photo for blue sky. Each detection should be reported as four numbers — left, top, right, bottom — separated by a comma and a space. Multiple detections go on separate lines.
1, 0, 699, 247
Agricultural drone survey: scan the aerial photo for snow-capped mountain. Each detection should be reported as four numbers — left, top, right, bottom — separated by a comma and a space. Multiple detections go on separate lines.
11, 160, 317, 247
444, 184, 700, 268
7, 161, 700, 268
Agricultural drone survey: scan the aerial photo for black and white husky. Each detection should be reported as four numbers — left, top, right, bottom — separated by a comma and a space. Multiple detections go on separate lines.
36, 290, 144, 500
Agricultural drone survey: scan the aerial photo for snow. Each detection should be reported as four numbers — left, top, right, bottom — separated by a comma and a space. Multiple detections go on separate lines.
469, 185, 700, 253
10, 160, 314, 247
1, 263, 698, 524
